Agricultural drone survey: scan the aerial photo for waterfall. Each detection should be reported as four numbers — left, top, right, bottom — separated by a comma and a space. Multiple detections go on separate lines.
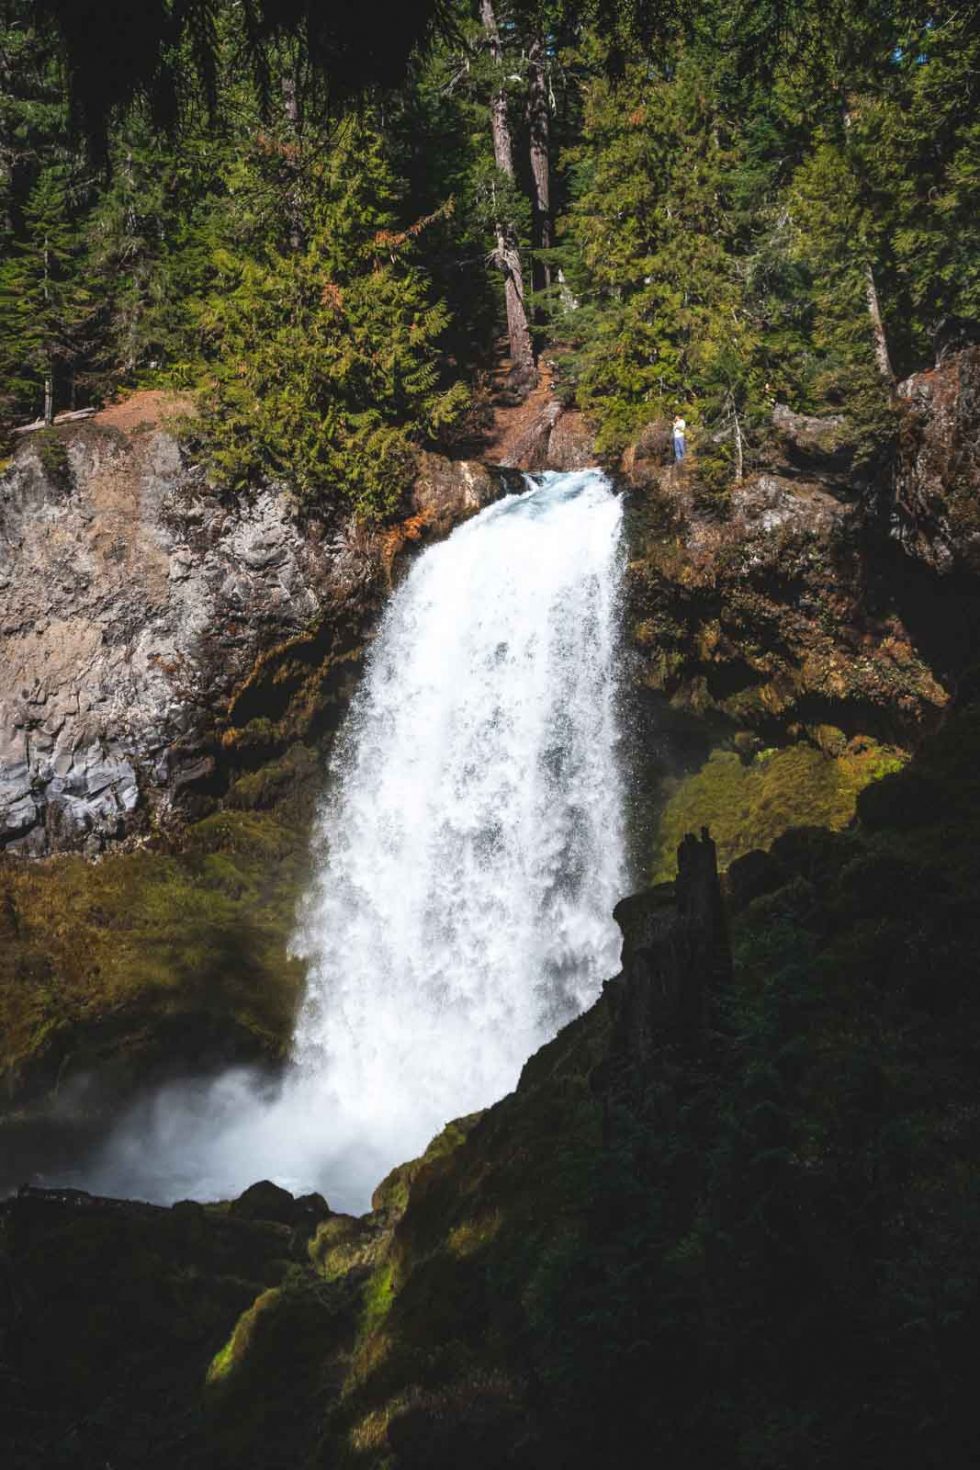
76, 469, 627, 1211
292, 467, 627, 1169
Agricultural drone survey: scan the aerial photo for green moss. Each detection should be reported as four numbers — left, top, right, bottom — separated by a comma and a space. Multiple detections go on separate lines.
651, 737, 906, 879
370, 1112, 484, 1218
0, 783, 313, 1095
207, 1287, 282, 1385
361, 1260, 396, 1335
310, 1215, 384, 1282
225, 744, 320, 813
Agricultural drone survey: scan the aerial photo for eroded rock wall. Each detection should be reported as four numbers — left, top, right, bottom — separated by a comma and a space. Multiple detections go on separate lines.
0, 409, 508, 855
620, 349, 980, 749
895, 344, 980, 573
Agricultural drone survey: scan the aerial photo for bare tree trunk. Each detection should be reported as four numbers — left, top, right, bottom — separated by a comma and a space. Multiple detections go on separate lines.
865, 262, 894, 383
528, 34, 551, 296
42, 235, 54, 424
480, 0, 536, 385
281, 68, 303, 253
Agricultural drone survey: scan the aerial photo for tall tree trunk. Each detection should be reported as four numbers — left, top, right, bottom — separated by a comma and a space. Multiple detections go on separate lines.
281, 68, 303, 253
528, 34, 551, 297
480, 0, 536, 385
42, 233, 54, 423
865, 263, 894, 383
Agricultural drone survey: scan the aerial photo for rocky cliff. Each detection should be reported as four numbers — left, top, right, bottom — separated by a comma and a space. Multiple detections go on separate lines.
618, 347, 980, 876
0, 397, 519, 1122
0, 396, 514, 856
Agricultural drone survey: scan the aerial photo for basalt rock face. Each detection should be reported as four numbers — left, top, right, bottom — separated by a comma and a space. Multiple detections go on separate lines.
0, 412, 509, 856
894, 344, 980, 573
619, 356, 980, 751
0, 419, 364, 854
617, 354, 980, 882
623, 458, 948, 747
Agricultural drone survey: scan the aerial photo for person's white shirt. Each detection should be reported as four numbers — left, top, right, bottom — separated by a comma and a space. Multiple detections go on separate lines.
673, 417, 686, 436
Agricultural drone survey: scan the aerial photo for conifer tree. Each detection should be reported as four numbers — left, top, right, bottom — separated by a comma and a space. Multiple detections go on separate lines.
0, 162, 90, 421
201, 116, 468, 520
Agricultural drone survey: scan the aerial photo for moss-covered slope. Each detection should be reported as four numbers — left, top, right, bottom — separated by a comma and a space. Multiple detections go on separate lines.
0, 744, 319, 1126
213, 699, 980, 1468
6, 701, 978, 1468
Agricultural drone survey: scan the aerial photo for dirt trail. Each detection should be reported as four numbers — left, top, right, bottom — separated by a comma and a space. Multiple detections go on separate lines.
94, 390, 196, 435
478, 360, 562, 467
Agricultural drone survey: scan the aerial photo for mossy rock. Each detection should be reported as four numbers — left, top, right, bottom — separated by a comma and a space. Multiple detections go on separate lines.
0, 751, 319, 1110
310, 1213, 385, 1281
650, 736, 906, 879
371, 1111, 484, 1219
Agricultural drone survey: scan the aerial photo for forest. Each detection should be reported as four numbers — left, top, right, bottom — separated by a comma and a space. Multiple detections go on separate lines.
2, 0, 977, 511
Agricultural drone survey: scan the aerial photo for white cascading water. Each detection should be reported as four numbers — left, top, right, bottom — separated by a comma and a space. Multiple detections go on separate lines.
76, 469, 627, 1211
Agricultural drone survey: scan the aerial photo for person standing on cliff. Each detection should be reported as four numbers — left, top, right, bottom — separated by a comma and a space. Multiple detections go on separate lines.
672, 414, 687, 463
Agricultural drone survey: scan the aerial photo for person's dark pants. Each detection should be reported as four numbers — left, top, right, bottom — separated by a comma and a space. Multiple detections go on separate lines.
673, 437, 685, 462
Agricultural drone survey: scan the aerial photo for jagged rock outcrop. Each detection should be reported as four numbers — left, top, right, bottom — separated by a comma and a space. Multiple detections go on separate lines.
623, 460, 947, 744
497, 400, 595, 471
617, 356, 980, 747
615, 356, 980, 878
895, 344, 980, 573
604, 828, 730, 1057
0, 404, 511, 855
481, 363, 597, 472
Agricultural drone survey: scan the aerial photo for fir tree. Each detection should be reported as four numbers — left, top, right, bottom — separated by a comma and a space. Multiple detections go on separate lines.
0, 162, 90, 421
201, 116, 469, 520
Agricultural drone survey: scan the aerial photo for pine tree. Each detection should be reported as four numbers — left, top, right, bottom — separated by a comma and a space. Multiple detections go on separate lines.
201, 116, 468, 520
555, 40, 763, 461
0, 163, 90, 421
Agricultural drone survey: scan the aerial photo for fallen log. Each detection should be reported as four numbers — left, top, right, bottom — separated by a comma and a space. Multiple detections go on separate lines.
12, 407, 97, 434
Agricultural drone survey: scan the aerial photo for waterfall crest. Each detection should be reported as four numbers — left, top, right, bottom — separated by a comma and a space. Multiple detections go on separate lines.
78, 469, 627, 1211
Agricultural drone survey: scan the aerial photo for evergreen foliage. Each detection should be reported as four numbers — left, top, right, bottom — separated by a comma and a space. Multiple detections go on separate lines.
0, 161, 91, 419
200, 116, 470, 519
551, 2, 980, 470
1, 0, 977, 501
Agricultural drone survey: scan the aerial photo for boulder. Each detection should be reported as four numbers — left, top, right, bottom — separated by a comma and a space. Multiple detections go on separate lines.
229, 1179, 330, 1231
895, 344, 980, 573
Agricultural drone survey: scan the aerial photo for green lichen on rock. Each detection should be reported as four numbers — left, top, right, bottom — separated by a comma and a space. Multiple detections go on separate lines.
651, 736, 906, 879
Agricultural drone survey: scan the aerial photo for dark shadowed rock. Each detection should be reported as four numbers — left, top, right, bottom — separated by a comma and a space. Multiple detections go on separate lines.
770, 402, 852, 480
604, 828, 731, 1057
229, 1179, 330, 1230
725, 845, 784, 912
